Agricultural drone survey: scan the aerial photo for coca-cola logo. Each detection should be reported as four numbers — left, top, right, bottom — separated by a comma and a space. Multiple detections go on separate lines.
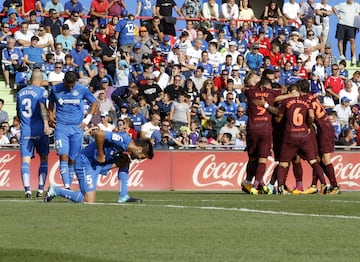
0, 153, 16, 187
332, 155, 360, 187
192, 155, 277, 187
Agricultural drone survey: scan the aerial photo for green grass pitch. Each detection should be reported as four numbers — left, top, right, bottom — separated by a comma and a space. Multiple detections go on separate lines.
1, 190, 360, 262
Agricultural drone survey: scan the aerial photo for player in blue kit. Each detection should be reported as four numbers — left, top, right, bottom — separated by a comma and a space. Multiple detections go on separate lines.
114, 9, 135, 52
17, 71, 50, 198
44, 130, 154, 203
48, 71, 98, 190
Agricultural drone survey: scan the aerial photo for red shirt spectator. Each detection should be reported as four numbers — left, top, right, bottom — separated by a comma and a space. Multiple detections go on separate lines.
324, 64, 345, 95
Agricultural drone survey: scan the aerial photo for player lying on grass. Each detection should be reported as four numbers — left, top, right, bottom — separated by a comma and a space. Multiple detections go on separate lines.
44, 130, 154, 203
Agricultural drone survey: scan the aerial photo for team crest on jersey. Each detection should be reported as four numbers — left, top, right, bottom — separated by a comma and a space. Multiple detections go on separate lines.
72, 90, 79, 96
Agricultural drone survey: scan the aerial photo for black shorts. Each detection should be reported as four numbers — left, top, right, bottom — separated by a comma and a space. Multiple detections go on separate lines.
336, 24, 357, 40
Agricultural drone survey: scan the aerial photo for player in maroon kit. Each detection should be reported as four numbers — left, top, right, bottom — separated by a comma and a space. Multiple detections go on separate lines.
298, 80, 340, 194
242, 76, 282, 194
274, 83, 327, 195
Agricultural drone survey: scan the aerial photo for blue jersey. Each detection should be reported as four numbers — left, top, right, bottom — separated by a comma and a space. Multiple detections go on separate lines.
49, 82, 96, 125
115, 18, 135, 45
128, 113, 147, 131
17, 85, 48, 137
81, 131, 132, 168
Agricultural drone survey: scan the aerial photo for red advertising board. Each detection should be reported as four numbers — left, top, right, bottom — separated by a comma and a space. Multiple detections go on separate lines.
0, 149, 359, 191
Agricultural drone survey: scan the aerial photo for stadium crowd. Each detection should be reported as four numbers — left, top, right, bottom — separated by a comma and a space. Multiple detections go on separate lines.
0, 0, 360, 151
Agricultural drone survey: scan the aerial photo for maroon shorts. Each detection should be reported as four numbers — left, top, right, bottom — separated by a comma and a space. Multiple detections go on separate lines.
317, 125, 335, 155
279, 136, 318, 163
246, 129, 272, 159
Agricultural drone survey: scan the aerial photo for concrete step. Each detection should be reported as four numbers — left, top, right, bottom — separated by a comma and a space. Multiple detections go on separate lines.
0, 80, 17, 122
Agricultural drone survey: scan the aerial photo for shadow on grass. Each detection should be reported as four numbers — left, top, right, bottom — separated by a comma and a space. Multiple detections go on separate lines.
0, 248, 117, 262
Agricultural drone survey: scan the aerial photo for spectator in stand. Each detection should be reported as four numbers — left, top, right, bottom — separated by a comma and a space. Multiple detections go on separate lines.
128, 102, 147, 132
315, 0, 332, 44
289, 31, 304, 56
282, 0, 302, 29
90, 67, 113, 93
153, 61, 170, 90
325, 64, 345, 101
336, 127, 357, 149
155, 0, 184, 37
139, 73, 163, 105
253, 29, 271, 57
333, 0, 360, 65
169, 92, 190, 135
209, 106, 227, 133
201, 0, 219, 30
37, 24, 54, 53
64, 10, 85, 38
181, 0, 202, 29
64, 0, 84, 17
140, 112, 161, 139
97, 113, 115, 131
213, 69, 229, 94
44, 0, 65, 16
96, 89, 116, 120
3, 8, 23, 34
233, 105, 248, 129
245, 43, 263, 72
70, 40, 89, 67
106, 16, 119, 37
100, 37, 118, 79
28, 11, 40, 35
274, 16, 291, 41
0, 126, 10, 146
0, 22, 13, 48
107, 0, 126, 17
298, 42, 316, 73
115, 10, 135, 53
218, 91, 238, 117
44, 9, 63, 39
296, 58, 308, 79
2, 37, 24, 89
164, 74, 186, 101
56, 24, 76, 53
271, 30, 286, 53
334, 96, 352, 127
196, 51, 214, 79
14, 22, 33, 47
0, 99, 9, 124
218, 116, 239, 144
321, 43, 337, 67
339, 80, 358, 105
48, 61, 65, 86
151, 119, 178, 148
261, 0, 283, 27
147, 16, 164, 44
79, 55, 96, 85
300, 0, 316, 24
89, 0, 109, 25
190, 66, 207, 92
256, 18, 273, 40
53, 43, 66, 63
135, 0, 156, 27
23, 35, 45, 68
238, 0, 256, 27
220, 0, 238, 22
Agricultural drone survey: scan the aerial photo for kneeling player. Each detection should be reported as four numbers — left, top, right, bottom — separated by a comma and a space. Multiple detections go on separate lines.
44, 130, 154, 203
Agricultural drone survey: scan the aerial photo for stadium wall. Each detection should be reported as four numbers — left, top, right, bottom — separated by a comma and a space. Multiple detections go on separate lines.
0, 149, 359, 191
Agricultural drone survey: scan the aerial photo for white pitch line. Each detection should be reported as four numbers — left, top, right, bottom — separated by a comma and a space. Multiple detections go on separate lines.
164, 204, 360, 220
2, 199, 360, 220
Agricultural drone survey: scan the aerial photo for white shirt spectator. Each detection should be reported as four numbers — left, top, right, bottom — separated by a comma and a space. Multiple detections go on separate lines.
64, 18, 85, 36
282, 1, 301, 27
140, 121, 160, 138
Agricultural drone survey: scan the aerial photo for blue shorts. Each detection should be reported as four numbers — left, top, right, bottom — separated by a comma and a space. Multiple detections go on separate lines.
74, 154, 99, 194
54, 123, 83, 160
20, 135, 50, 158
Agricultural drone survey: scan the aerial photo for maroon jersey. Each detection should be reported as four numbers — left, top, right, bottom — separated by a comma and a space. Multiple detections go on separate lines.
306, 94, 335, 154
280, 95, 312, 142
245, 87, 281, 130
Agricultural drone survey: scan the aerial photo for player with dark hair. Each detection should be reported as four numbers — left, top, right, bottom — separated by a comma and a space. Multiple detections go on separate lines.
273, 83, 327, 194
44, 130, 154, 203
242, 76, 281, 194
48, 71, 98, 190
